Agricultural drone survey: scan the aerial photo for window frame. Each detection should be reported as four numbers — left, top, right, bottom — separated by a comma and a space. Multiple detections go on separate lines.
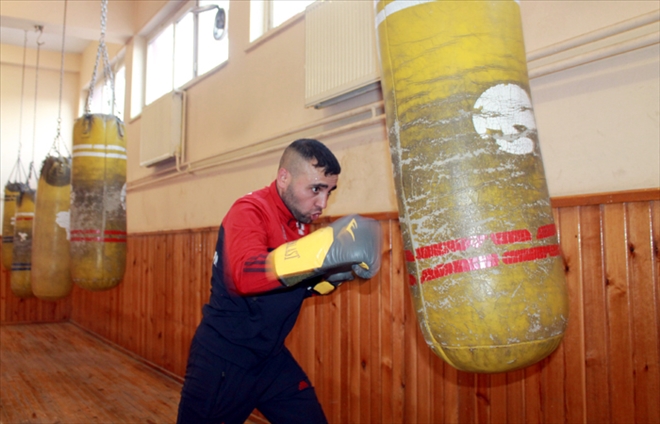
143, 0, 230, 107
247, 0, 315, 51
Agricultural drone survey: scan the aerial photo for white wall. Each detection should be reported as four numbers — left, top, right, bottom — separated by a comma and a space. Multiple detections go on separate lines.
1, 45, 80, 224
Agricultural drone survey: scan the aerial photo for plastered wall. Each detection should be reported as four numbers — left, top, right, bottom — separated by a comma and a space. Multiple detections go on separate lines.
0, 46, 80, 222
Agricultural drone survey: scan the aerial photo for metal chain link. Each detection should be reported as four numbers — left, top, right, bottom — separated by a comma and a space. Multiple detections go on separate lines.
30, 26, 44, 184
51, 0, 70, 157
85, 0, 115, 115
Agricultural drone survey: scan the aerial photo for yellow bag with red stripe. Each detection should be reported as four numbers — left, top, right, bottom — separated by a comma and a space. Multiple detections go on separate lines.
70, 114, 126, 291
376, 0, 568, 373
2, 183, 23, 271
11, 187, 35, 298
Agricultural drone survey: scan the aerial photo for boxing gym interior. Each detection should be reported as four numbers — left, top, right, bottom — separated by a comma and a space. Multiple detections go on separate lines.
1, 1, 658, 423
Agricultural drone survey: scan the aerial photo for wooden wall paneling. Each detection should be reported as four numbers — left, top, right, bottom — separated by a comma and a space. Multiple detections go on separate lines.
430, 339, 446, 422
379, 219, 394, 423
202, 229, 216, 316
627, 201, 660, 424
134, 235, 146, 360
557, 205, 587, 424
403, 279, 418, 424
338, 284, 350, 424
458, 370, 477, 424
489, 372, 506, 424
416, 312, 433, 424
505, 369, 524, 424
359, 264, 372, 424
330, 289, 343, 424
651, 201, 660, 423
369, 225, 384, 424
1, 267, 7, 320
181, 232, 196, 370
162, 233, 174, 374
390, 219, 406, 423
443, 361, 460, 424
153, 234, 168, 370
542, 344, 565, 424
476, 373, 490, 424
580, 205, 611, 423
313, 293, 332, 421
186, 231, 203, 356
602, 203, 636, 423
346, 262, 362, 423
171, 232, 187, 377
523, 363, 542, 424
147, 234, 159, 366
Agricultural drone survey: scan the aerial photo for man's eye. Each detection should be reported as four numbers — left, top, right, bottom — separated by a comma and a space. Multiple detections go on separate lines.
311, 187, 320, 193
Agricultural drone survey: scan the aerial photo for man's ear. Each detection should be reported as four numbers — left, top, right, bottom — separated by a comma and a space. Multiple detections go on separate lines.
276, 168, 289, 191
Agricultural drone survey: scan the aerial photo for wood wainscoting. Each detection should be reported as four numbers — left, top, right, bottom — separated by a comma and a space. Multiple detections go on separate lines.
1, 189, 658, 423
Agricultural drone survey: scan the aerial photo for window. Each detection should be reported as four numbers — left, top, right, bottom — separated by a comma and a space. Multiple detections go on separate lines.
250, 0, 315, 42
145, 0, 229, 106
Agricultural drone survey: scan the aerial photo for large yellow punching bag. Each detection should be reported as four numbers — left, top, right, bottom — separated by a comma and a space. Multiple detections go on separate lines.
70, 114, 127, 290
11, 188, 36, 298
31, 156, 73, 300
2, 183, 24, 270
376, 0, 568, 373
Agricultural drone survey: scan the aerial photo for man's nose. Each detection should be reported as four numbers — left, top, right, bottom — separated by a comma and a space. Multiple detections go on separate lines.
316, 194, 329, 209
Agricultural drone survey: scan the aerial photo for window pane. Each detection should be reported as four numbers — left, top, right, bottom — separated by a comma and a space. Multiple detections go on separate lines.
272, 0, 314, 28
146, 24, 174, 105
114, 65, 126, 120
101, 82, 113, 115
249, 0, 265, 42
198, 0, 230, 76
174, 13, 194, 88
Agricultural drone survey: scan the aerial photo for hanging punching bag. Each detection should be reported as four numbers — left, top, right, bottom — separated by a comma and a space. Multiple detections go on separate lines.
376, 0, 568, 373
32, 156, 73, 300
70, 114, 126, 291
11, 187, 36, 298
2, 183, 24, 270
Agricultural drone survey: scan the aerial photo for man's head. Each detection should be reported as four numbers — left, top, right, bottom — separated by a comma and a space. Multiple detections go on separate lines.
277, 139, 341, 224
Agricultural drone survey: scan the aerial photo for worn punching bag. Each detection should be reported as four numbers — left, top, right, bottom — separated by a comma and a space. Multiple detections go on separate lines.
11, 187, 36, 298
70, 114, 127, 290
376, 0, 568, 373
32, 156, 73, 300
2, 183, 24, 270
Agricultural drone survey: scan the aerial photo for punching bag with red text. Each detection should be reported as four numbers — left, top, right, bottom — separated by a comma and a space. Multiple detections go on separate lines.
376, 0, 568, 373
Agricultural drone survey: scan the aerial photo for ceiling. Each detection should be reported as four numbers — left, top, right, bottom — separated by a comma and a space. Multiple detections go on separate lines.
0, 0, 136, 54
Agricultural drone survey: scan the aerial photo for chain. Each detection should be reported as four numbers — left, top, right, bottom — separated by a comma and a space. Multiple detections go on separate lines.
29, 25, 44, 186
86, 0, 115, 115
51, 0, 70, 157
16, 30, 28, 162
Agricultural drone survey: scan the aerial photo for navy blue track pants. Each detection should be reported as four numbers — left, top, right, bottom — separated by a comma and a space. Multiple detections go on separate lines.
177, 336, 327, 424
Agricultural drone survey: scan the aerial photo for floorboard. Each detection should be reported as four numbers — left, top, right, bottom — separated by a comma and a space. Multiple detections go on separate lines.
0, 322, 182, 423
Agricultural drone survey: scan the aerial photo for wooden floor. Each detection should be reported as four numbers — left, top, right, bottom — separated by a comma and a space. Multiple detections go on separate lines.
0, 322, 183, 423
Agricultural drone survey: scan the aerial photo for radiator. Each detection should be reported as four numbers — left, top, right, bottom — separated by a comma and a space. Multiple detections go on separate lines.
139, 90, 185, 167
305, 0, 380, 108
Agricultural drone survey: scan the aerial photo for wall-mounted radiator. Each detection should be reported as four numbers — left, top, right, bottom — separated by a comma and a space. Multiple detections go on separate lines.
305, 0, 380, 108
139, 90, 185, 167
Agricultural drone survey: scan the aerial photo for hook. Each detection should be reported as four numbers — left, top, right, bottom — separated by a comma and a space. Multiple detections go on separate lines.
35, 25, 45, 46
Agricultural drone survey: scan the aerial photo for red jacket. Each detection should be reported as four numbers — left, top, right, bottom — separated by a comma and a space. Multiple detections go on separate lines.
198, 181, 314, 367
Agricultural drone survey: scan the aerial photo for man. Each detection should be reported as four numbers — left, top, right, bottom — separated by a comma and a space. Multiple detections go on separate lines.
177, 139, 382, 423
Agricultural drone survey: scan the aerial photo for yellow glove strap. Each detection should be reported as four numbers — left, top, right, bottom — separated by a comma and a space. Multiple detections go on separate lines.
312, 281, 336, 295
271, 227, 334, 278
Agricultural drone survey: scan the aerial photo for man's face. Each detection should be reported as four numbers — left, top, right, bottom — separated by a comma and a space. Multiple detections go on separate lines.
280, 160, 338, 224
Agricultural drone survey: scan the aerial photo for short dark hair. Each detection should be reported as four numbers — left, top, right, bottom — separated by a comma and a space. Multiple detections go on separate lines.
281, 138, 341, 176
